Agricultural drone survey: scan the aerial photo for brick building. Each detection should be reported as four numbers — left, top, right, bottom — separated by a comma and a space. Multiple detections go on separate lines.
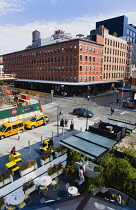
3, 30, 122, 96
90, 26, 127, 86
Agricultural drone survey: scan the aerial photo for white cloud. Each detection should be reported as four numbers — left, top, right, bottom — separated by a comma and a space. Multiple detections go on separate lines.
0, 0, 30, 14
1, 11, 136, 55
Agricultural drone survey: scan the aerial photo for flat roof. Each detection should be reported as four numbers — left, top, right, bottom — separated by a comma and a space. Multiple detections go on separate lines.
60, 131, 117, 160
17, 79, 120, 86
106, 118, 136, 131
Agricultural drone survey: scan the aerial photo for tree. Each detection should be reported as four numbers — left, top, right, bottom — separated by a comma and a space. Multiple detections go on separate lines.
112, 32, 118, 37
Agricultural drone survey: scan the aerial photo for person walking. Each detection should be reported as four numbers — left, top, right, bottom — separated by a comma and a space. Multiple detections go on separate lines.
87, 95, 90, 101
78, 166, 85, 185
70, 119, 74, 131
111, 107, 114, 115
18, 129, 21, 141
43, 116, 46, 125
61, 116, 65, 127
65, 117, 68, 127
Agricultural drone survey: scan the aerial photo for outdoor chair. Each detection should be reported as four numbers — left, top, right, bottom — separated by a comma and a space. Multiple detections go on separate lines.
5, 205, 16, 210
24, 193, 32, 205
17, 201, 26, 209
39, 185, 48, 195
51, 177, 59, 191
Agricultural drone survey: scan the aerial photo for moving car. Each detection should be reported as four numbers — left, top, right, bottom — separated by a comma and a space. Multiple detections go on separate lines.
25, 113, 49, 129
0, 119, 24, 140
73, 108, 94, 118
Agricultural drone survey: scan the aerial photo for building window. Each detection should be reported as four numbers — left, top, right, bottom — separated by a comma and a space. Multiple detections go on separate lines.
90, 47, 92, 52
66, 56, 68, 62
74, 76, 76, 82
80, 55, 82, 61
85, 56, 88, 61
74, 55, 76, 61
58, 48, 60, 53
74, 66, 76, 71
80, 66, 82, 71
80, 76, 82, 82
70, 46, 72, 51
62, 47, 64, 53
74, 45, 77, 51
80, 45, 82, 51
85, 66, 87, 71
66, 47, 68, 52
86, 46, 88, 52
70, 66, 72, 71
70, 55, 72, 61
66, 66, 68, 71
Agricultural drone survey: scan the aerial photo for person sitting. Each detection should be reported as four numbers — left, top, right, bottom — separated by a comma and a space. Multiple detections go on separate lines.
105, 191, 113, 200
10, 146, 16, 155
115, 193, 121, 204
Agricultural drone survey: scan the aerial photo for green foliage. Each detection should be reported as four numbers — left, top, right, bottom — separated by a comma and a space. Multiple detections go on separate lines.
94, 165, 102, 172
68, 149, 81, 162
101, 154, 136, 198
64, 164, 76, 175
112, 31, 118, 37
0, 171, 10, 182
48, 162, 63, 176
114, 142, 136, 158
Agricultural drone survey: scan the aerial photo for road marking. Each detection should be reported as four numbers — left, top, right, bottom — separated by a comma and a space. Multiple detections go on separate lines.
120, 112, 128, 115
98, 107, 103, 109
94, 117, 100, 121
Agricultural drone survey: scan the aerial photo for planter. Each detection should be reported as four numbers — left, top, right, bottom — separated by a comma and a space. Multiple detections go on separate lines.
40, 156, 53, 166
0, 181, 4, 188
58, 149, 67, 157
24, 184, 37, 194
50, 169, 63, 179
19, 163, 38, 177
3, 174, 13, 185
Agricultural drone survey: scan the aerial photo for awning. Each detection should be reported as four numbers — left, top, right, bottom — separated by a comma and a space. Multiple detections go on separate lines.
60, 131, 117, 161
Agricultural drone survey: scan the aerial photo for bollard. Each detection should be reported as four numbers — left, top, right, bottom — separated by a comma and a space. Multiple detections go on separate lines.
80, 127, 82, 132
41, 135, 43, 144
62, 127, 64, 136
28, 140, 30, 148
52, 131, 54, 140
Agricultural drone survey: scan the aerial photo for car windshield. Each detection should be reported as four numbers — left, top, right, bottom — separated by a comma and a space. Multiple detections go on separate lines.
30, 117, 36, 122
0, 125, 7, 132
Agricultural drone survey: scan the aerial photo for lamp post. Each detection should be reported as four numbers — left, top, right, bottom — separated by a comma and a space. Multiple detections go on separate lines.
57, 106, 62, 137
86, 107, 88, 130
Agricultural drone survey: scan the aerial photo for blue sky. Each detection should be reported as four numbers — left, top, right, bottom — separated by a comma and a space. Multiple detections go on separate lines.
0, 0, 136, 54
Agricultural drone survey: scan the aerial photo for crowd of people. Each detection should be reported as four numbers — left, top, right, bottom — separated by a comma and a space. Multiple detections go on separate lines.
60, 116, 74, 131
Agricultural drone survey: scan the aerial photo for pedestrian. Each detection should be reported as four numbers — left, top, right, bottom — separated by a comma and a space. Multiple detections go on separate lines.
18, 129, 21, 140
10, 146, 16, 155
70, 119, 74, 131
65, 117, 68, 127
61, 116, 65, 127
43, 116, 46, 125
78, 166, 85, 185
87, 95, 90, 101
111, 107, 114, 115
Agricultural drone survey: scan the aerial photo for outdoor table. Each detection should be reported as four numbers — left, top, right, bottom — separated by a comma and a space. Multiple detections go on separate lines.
68, 186, 78, 195
38, 175, 52, 186
5, 188, 25, 205
12, 152, 21, 158
5, 161, 17, 170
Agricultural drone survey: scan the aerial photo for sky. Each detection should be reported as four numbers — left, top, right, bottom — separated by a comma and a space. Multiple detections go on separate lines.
0, 0, 136, 55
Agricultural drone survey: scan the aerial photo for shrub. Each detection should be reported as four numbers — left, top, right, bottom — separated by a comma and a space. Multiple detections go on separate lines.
56, 145, 66, 153
94, 166, 102, 172
0, 171, 10, 182
48, 163, 63, 176
23, 180, 35, 192
20, 159, 36, 171
41, 150, 52, 160
0, 196, 5, 207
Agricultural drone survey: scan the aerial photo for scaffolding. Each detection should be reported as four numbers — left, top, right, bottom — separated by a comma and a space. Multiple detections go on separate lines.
0, 74, 17, 109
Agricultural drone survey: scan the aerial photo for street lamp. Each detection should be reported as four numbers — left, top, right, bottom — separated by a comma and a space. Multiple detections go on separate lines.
57, 106, 63, 137
86, 107, 89, 130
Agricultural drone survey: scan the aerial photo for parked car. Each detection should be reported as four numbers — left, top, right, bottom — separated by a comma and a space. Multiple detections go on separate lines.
0, 119, 24, 140
25, 113, 49, 129
73, 108, 94, 118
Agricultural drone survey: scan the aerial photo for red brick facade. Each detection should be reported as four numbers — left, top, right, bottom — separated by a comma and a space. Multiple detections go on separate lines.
3, 38, 104, 83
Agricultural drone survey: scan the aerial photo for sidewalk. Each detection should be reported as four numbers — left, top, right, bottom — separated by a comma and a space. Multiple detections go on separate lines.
0, 115, 94, 174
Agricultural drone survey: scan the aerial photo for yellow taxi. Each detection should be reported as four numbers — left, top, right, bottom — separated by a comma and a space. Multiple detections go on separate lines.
25, 113, 49, 129
0, 119, 24, 140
